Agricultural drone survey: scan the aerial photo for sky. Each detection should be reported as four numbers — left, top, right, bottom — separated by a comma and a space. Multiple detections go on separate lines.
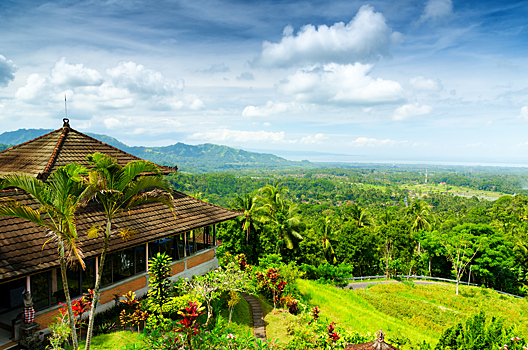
1, 0, 528, 165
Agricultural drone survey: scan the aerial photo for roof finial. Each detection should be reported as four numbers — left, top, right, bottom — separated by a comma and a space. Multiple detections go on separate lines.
63, 95, 70, 128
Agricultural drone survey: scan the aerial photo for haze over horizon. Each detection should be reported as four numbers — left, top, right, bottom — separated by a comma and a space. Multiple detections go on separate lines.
1, 0, 528, 165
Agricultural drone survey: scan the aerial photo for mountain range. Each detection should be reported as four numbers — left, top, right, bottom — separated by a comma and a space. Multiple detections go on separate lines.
0, 128, 311, 173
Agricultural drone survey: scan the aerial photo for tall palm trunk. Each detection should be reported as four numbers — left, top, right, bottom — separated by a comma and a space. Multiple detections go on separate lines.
59, 241, 78, 350
84, 219, 111, 350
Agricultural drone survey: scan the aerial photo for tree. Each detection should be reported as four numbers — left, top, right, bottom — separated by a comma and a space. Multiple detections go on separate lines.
179, 262, 254, 326
232, 193, 261, 245
81, 153, 175, 350
316, 216, 337, 264
0, 164, 88, 350
259, 182, 302, 253
438, 225, 483, 295
407, 200, 433, 254
345, 204, 371, 228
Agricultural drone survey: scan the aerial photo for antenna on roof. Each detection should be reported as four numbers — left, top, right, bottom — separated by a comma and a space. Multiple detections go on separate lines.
63, 95, 70, 127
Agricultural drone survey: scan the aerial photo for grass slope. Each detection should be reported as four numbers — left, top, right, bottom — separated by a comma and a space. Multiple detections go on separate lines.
297, 280, 528, 345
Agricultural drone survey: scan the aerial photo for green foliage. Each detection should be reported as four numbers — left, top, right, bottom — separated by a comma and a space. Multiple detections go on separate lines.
434, 312, 523, 350
300, 263, 354, 285
147, 252, 173, 314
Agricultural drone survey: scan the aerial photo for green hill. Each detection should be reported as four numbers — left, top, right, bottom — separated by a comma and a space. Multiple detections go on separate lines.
0, 128, 309, 173
292, 280, 528, 346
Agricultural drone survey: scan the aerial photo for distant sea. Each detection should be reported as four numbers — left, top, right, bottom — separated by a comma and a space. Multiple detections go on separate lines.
245, 148, 528, 168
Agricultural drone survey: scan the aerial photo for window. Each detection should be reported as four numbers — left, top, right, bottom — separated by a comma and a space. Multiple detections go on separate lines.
102, 244, 147, 286
28, 258, 96, 311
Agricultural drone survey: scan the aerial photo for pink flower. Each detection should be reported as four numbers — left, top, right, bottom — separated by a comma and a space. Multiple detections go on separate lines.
512, 337, 521, 342
226, 333, 235, 339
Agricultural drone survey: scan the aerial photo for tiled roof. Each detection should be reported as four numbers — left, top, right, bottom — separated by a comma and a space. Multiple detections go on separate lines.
0, 188, 240, 282
345, 341, 399, 350
0, 120, 177, 179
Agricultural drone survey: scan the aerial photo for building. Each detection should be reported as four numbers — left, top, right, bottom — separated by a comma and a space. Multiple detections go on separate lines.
0, 119, 239, 344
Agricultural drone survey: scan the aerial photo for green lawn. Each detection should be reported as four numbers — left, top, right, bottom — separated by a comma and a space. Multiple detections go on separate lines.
295, 280, 528, 346
79, 330, 142, 350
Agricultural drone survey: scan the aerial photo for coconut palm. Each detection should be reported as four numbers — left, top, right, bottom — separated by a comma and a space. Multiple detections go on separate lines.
0, 164, 88, 350
259, 183, 302, 252
232, 193, 261, 244
407, 200, 432, 233
346, 204, 371, 228
406, 200, 432, 254
82, 153, 175, 350
316, 216, 337, 264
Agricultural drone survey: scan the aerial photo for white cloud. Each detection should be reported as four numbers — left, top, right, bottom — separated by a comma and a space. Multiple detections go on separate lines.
409, 76, 442, 91
189, 99, 205, 110
104, 117, 122, 129
14, 59, 190, 113
50, 58, 103, 87
189, 129, 291, 143
279, 63, 404, 105
420, 0, 453, 22
242, 101, 299, 118
15, 74, 48, 103
237, 72, 255, 81
393, 103, 433, 121
349, 137, 406, 147
519, 106, 528, 120
107, 61, 184, 96
0, 55, 18, 87
300, 133, 328, 144
254, 5, 401, 67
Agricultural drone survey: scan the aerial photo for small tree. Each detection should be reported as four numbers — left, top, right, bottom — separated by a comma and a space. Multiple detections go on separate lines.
439, 226, 483, 295
180, 262, 254, 326
147, 252, 173, 314
227, 290, 241, 324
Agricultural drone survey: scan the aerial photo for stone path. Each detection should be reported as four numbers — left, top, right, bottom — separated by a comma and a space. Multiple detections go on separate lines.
241, 293, 266, 341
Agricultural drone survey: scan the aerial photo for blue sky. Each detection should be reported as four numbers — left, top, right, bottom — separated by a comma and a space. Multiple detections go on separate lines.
1, 0, 528, 164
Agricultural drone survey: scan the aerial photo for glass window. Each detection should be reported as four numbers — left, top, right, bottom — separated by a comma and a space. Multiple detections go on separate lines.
113, 248, 134, 283
0, 278, 25, 311
67, 266, 81, 298
135, 245, 146, 274
149, 240, 160, 258
101, 254, 113, 287
31, 271, 50, 310
82, 259, 96, 293
177, 234, 185, 258
50, 268, 63, 305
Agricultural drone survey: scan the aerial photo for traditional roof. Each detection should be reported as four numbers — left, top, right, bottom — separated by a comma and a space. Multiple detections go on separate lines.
345, 330, 399, 350
0, 119, 177, 179
0, 119, 240, 282
0, 188, 239, 282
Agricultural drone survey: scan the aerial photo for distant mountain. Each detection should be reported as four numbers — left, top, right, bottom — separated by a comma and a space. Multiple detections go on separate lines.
0, 128, 310, 173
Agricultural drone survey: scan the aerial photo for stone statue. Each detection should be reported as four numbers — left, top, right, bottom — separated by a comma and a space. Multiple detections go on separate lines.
23, 291, 35, 324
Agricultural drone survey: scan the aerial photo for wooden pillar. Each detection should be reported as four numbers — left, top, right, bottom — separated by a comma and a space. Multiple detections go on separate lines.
184, 233, 187, 257
95, 257, 99, 280
213, 224, 217, 247
145, 243, 149, 272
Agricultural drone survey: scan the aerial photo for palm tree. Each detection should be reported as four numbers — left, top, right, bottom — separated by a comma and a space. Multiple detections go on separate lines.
316, 216, 337, 264
0, 164, 88, 350
259, 183, 302, 252
82, 153, 175, 350
346, 204, 371, 228
406, 200, 432, 254
232, 193, 260, 244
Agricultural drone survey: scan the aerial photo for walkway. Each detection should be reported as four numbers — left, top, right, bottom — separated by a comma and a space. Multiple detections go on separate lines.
241, 293, 266, 341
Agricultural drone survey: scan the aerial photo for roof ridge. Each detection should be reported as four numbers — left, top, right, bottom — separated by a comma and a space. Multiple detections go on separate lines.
39, 126, 70, 180
68, 128, 178, 173
0, 128, 62, 155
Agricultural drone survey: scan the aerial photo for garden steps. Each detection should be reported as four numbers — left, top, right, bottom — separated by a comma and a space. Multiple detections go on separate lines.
241, 294, 266, 341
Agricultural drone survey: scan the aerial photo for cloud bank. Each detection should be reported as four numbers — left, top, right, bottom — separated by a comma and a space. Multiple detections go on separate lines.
254, 5, 401, 68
